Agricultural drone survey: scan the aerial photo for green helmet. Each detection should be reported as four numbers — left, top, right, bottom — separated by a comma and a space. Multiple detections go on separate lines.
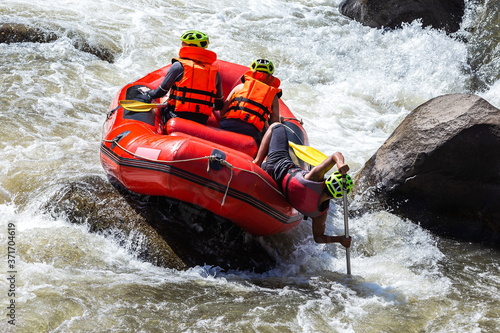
250, 59, 275, 75
325, 172, 353, 199
180, 30, 210, 48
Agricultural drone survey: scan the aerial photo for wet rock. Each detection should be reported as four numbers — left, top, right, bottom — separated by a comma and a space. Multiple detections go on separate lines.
339, 0, 465, 34
44, 175, 188, 270
43, 175, 277, 272
0, 23, 58, 43
66, 30, 115, 63
0, 23, 115, 63
354, 94, 500, 244
462, 0, 500, 92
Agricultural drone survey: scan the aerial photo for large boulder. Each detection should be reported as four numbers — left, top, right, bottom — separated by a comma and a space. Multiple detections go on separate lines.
339, 0, 465, 34
43, 175, 277, 272
354, 94, 500, 243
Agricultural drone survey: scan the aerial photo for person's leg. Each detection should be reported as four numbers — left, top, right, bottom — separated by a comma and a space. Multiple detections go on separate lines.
264, 124, 297, 183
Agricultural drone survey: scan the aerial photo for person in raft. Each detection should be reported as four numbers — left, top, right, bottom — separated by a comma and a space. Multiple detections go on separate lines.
218, 59, 281, 145
139, 30, 224, 125
253, 123, 353, 246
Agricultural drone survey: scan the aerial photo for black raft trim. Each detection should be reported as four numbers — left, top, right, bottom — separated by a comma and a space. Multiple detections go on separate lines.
100, 144, 303, 225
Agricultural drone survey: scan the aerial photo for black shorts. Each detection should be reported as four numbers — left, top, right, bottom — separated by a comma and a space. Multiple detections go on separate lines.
219, 118, 263, 144
261, 124, 296, 185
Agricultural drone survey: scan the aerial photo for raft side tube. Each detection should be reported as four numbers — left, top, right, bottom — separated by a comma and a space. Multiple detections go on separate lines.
166, 118, 258, 158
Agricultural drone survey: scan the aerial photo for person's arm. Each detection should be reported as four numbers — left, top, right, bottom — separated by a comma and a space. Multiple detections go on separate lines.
305, 152, 349, 181
219, 84, 242, 117
252, 122, 281, 166
147, 62, 184, 99
213, 72, 225, 110
312, 213, 351, 246
268, 95, 280, 124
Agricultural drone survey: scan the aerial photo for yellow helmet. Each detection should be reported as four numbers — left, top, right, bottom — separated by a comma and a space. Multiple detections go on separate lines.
250, 59, 275, 75
325, 172, 353, 199
180, 30, 209, 48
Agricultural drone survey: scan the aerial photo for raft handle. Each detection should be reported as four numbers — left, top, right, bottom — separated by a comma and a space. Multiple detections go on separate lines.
111, 131, 130, 149
209, 149, 227, 171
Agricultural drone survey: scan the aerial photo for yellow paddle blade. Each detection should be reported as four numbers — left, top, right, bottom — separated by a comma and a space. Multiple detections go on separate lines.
288, 142, 328, 166
119, 100, 163, 112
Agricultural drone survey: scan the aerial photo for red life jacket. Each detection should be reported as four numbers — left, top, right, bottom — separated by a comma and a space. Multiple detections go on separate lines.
282, 168, 329, 218
222, 70, 281, 131
168, 46, 219, 116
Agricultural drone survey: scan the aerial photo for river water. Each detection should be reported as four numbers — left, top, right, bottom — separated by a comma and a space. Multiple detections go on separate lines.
1, 0, 499, 332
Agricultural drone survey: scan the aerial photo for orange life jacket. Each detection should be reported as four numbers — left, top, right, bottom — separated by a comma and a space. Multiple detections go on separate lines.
222, 70, 281, 131
167, 46, 219, 116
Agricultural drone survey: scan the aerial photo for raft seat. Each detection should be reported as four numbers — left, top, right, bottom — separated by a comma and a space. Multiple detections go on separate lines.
165, 118, 258, 158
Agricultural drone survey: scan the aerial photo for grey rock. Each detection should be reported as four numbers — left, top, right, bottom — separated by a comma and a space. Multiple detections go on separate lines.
43, 175, 277, 272
354, 94, 500, 243
339, 0, 465, 33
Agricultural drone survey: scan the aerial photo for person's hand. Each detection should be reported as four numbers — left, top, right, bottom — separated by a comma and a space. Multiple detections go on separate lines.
252, 159, 262, 166
340, 235, 351, 248
135, 94, 152, 103
337, 162, 350, 175
138, 87, 151, 95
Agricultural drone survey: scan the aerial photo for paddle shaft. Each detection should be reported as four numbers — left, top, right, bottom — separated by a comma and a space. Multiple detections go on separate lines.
343, 186, 351, 275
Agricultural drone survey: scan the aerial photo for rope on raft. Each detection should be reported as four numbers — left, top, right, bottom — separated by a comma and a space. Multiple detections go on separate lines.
102, 139, 285, 205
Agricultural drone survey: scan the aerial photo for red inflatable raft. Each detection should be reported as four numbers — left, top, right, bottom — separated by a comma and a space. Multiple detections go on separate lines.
100, 60, 309, 236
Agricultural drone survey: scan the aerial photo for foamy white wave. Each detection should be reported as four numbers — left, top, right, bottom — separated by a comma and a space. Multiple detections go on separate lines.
479, 80, 500, 108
